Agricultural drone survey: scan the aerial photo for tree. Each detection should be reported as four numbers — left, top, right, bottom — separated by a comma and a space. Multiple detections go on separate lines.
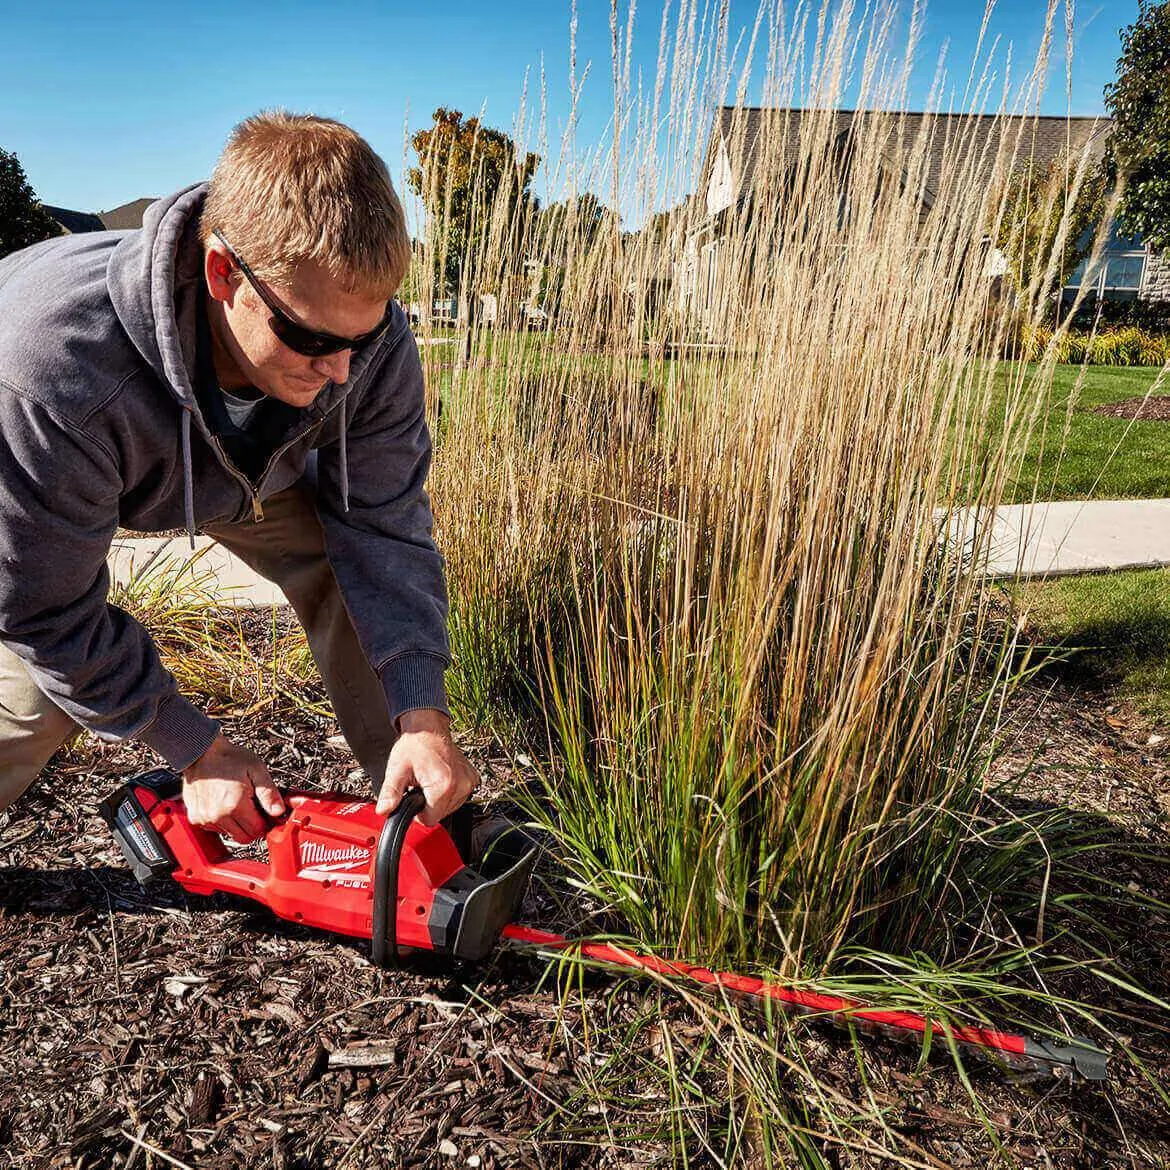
631, 206, 684, 253
407, 108, 539, 298
997, 152, 1107, 302
0, 148, 59, 259
1105, 0, 1170, 253
530, 193, 619, 319
536, 193, 612, 256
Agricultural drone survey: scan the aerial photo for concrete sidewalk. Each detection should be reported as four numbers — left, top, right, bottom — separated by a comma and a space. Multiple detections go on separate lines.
108, 535, 288, 607
107, 499, 1170, 607
951, 499, 1170, 578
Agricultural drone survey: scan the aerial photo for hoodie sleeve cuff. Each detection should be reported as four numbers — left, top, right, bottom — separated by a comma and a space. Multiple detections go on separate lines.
380, 652, 450, 727
133, 692, 221, 771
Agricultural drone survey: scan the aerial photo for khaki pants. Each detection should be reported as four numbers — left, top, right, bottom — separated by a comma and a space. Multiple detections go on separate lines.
0, 484, 397, 812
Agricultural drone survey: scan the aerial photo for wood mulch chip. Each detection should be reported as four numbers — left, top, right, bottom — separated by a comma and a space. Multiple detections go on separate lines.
1094, 395, 1170, 422
1, 611, 1169, 1167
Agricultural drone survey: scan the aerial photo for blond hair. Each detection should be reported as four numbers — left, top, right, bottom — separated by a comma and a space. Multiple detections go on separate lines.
199, 111, 409, 298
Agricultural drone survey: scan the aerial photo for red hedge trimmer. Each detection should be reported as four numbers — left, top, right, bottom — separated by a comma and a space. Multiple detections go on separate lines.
99, 768, 1108, 1083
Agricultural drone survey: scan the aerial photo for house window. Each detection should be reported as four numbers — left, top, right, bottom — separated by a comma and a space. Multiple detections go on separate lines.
1065, 250, 1147, 299
1102, 253, 1145, 292
1064, 222, 1147, 301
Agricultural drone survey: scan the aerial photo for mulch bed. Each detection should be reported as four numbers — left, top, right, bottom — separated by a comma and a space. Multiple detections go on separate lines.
1094, 396, 1170, 422
2, 612, 1169, 1168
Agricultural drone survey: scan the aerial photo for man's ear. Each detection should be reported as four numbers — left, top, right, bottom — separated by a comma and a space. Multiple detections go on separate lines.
204, 244, 238, 306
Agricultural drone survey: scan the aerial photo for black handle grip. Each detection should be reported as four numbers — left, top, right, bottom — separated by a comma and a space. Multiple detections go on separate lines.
370, 788, 427, 967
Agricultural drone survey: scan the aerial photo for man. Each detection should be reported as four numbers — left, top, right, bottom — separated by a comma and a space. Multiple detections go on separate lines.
0, 111, 477, 842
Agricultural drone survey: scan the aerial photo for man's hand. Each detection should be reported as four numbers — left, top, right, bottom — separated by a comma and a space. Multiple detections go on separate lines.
182, 733, 287, 844
376, 710, 478, 826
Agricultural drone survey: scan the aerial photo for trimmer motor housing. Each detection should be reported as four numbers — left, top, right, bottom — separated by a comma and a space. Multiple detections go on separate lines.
98, 769, 536, 966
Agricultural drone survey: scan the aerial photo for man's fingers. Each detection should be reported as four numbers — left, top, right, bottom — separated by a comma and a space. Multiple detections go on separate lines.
378, 737, 480, 826
231, 793, 268, 841
252, 776, 287, 818
216, 816, 252, 845
182, 738, 278, 839
187, 781, 265, 837
374, 785, 402, 818
423, 759, 479, 825
377, 787, 410, 818
416, 786, 442, 823
414, 765, 451, 827
186, 800, 213, 828
376, 760, 412, 817
420, 769, 478, 827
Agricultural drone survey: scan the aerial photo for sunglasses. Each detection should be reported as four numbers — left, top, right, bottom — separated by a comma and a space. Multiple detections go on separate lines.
212, 232, 393, 358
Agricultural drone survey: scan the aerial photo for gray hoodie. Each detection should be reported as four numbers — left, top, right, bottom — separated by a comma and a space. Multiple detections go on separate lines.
0, 183, 449, 771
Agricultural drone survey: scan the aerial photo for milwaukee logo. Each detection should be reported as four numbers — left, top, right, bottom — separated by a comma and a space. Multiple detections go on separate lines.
300, 843, 370, 868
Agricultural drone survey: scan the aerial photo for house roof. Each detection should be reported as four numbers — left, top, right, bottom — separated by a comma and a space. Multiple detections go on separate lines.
98, 198, 154, 230
42, 197, 156, 235
43, 205, 106, 234
702, 106, 1112, 213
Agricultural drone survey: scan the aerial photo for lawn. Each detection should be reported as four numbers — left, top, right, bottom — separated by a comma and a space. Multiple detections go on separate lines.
1002, 363, 1170, 503
1012, 566, 1170, 723
428, 336, 1170, 504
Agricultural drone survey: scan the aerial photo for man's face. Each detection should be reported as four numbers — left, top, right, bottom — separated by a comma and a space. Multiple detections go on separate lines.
206, 247, 389, 407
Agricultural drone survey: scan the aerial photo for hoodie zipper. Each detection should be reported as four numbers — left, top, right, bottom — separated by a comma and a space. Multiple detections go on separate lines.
208, 434, 262, 520
208, 418, 327, 524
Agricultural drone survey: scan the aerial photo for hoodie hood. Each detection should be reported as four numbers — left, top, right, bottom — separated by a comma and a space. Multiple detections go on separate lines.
108, 182, 208, 411
108, 184, 213, 547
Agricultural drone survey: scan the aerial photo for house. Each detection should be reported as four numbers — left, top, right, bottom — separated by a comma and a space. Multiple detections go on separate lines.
42, 206, 105, 234
679, 106, 1168, 333
97, 198, 154, 231
43, 197, 155, 236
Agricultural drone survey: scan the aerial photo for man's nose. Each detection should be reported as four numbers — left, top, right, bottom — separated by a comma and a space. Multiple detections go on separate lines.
313, 348, 351, 385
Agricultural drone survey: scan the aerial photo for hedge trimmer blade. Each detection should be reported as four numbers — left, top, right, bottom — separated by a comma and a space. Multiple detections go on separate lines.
501, 926, 1110, 1082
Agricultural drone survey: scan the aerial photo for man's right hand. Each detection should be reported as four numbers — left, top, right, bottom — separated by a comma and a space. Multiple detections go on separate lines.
181, 733, 286, 844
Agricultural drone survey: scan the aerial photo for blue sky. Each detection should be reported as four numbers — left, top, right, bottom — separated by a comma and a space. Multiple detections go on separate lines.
0, 0, 1140, 224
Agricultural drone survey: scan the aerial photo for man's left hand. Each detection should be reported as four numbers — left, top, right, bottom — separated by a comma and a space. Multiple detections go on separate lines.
376, 709, 479, 826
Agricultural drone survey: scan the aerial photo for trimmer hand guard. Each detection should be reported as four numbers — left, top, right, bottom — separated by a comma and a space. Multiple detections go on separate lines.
99, 768, 536, 967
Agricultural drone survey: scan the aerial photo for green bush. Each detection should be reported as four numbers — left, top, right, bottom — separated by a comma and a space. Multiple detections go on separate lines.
1023, 324, 1170, 365
1066, 295, 1170, 332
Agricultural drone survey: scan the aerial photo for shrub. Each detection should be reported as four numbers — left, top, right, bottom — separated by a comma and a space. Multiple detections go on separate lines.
1023, 324, 1170, 365
1066, 295, 1170, 333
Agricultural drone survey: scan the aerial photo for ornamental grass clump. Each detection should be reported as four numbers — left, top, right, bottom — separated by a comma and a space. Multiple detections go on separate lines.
414, 0, 1151, 1080
404, 4, 1170, 1155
